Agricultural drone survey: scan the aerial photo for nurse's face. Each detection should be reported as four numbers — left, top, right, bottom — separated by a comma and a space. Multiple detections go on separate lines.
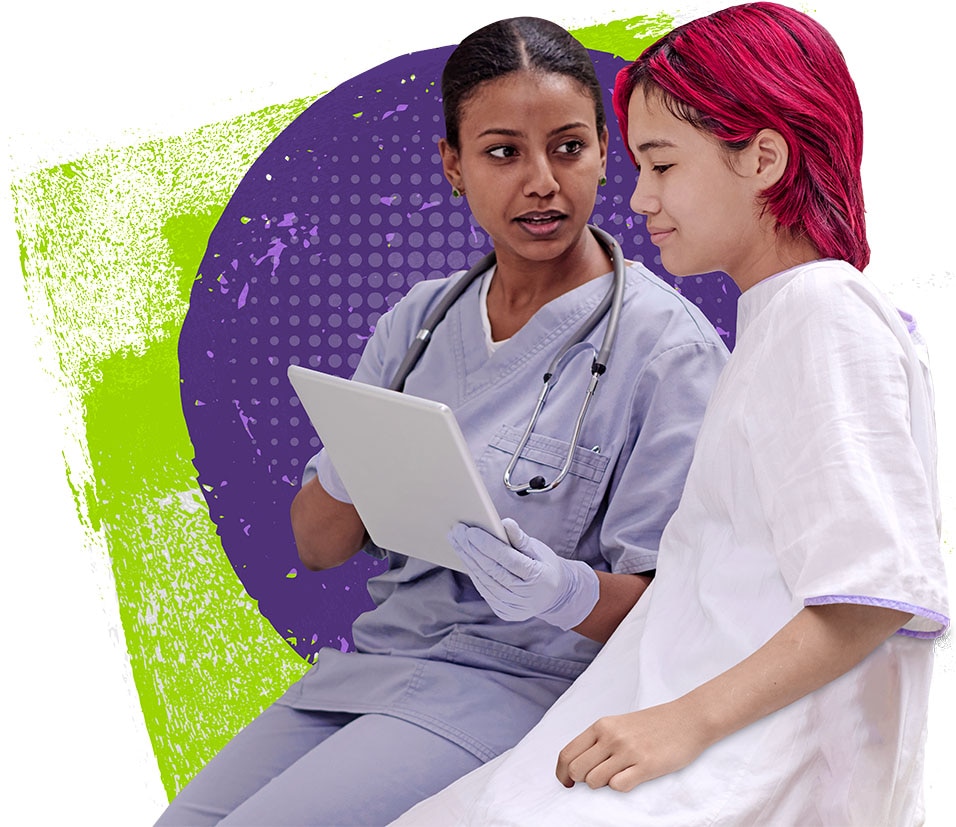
439, 71, 608, 269
626, 90, 765, 284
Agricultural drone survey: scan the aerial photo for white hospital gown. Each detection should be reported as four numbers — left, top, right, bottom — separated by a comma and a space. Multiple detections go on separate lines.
392, 259, 950, 826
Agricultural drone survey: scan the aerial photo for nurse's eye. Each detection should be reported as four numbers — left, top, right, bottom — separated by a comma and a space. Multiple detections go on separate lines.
555, 139, 585, 155
488, 145, 518, 159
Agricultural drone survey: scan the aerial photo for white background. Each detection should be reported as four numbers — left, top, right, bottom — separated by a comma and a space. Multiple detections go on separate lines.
1, 1, 953, 823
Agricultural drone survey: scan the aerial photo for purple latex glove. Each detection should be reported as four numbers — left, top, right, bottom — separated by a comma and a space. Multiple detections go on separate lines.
451, 518, 600, 630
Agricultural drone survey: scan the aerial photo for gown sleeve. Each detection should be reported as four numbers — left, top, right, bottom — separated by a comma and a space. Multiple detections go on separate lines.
745, 271, 949, 637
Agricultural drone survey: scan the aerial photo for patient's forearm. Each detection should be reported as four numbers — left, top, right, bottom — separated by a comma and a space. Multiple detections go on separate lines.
682, 602, 912, 748
557, 602, 912, 791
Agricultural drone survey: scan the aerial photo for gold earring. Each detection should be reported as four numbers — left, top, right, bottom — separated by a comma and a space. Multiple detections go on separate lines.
452, 187, 463, 198
599, 175, 607, 187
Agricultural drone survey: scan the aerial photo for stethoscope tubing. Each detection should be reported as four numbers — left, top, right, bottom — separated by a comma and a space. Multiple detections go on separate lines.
389, 224, 627, 495
387, 250, 497, 393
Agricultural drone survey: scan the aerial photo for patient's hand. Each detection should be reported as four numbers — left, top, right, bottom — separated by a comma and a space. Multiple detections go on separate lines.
555, 699, 707, 792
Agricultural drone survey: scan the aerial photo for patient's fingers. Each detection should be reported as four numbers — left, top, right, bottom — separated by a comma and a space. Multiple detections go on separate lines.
555, 728, 601, 787
557, 731, 644, 791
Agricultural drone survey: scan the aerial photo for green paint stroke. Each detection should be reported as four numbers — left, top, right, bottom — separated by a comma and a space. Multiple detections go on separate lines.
571, 12, 675, 60
12, 100, 313, 796
10, 15, 666, 801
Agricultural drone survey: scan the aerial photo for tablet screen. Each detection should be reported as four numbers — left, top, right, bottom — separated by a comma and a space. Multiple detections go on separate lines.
288, 365, 507, 571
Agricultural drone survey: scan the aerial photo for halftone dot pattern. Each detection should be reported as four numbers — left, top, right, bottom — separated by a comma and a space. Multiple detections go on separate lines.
179, 46, 737, 663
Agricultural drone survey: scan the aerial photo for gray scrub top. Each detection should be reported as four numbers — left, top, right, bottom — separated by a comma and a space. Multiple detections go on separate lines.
279, 262, 729, 762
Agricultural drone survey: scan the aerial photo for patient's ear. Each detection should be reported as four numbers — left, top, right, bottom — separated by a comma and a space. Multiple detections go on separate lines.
745, 129, 789, 188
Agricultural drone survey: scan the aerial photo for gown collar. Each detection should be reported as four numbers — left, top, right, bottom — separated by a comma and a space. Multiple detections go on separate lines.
735, 258, 846, 339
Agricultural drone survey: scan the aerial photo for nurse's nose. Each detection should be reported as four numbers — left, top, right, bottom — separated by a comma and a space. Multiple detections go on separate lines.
629, 173, 659, 216
524, 152, 559, 198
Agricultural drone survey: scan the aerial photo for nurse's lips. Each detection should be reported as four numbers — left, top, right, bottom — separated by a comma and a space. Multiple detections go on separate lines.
515, 210, 566, 235
647, 226, 674, 245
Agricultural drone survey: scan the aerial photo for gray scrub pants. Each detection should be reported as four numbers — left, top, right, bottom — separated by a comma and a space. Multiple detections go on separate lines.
154, 705, 484, 826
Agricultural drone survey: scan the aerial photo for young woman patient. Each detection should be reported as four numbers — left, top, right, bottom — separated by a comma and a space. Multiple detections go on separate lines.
392, 4, 949, 824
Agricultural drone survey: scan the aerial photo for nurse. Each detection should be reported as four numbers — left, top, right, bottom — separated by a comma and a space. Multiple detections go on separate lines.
391, 3, 950, 825
156, 16, 727, 827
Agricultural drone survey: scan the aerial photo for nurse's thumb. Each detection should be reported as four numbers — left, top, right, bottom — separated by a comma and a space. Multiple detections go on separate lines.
502, 518, 531, 552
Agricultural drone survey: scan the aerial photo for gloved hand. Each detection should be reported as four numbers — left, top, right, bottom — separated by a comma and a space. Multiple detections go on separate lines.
451, 518, 600, 630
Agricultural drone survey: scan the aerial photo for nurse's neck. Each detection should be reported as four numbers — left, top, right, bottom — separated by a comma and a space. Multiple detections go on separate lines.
488, 229, 611, 339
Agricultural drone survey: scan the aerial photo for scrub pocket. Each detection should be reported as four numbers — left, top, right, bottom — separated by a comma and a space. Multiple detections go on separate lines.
441, 629, 590, 681
478, 424, 609, 559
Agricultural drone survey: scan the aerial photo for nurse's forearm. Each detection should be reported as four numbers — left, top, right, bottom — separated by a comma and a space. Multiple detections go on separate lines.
572, 572, 652, 643
291, 477, 368, 570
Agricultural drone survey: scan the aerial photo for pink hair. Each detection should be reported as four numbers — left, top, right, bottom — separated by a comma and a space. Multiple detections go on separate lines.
613, 2, 869, 270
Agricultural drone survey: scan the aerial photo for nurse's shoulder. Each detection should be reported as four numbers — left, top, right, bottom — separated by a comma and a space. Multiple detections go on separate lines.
620, 260, 731, 357
368, 267, 479, 350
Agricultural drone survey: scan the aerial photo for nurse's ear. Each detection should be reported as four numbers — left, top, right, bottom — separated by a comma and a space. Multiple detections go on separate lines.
598, 124, 609, 179
438, 138, 465, 196
741, 129, 789, 189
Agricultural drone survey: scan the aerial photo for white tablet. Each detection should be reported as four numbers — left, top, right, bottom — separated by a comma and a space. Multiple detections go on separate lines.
288, 364, 507, 572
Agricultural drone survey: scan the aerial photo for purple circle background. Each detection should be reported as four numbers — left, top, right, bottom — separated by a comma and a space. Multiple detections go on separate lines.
178, 46, 739, 663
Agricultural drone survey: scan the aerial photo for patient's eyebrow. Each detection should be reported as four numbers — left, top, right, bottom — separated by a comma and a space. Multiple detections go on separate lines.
635, 138, 678, 153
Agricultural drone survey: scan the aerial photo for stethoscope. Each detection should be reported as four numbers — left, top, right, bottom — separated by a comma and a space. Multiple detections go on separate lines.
388, 224, 626, 496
